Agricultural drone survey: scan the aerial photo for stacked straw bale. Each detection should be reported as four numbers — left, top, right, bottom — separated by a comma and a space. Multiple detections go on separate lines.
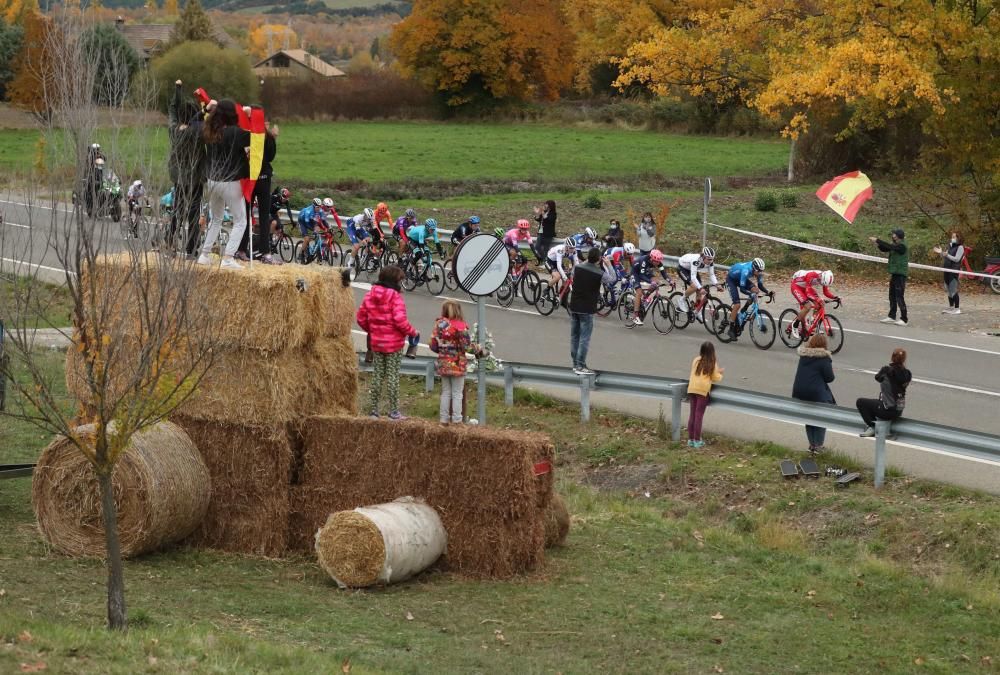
290, 417, 555, 578
32, 421, 210, 557
64, 255, 359, 555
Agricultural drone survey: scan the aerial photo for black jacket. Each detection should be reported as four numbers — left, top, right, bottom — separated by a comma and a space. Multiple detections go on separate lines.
569, 262, 603, 314
876, 364, 911, 411
536, 210, 556, 238
260, 131, 276, 177
791, 346, 835, 403
205, 125, 250, 182
168, 86, 206, 186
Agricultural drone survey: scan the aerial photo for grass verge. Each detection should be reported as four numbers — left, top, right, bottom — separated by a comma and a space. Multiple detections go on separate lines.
0, 356, 997, 673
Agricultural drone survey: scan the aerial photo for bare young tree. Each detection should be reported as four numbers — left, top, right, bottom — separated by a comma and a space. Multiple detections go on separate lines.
0, 11, 218, 631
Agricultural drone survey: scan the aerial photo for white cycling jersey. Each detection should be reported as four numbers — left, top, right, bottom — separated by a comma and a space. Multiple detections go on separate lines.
127, 182, 145, 201
547, 244, 574, 280
677, 253, 718, 289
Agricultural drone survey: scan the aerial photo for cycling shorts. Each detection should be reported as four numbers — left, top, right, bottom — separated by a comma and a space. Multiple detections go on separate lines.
544, 258, 560, 274
790, 282, 819, 306
347, 226, 369, 245
726, 277, 749, 304
677, 266, 693, 287
297, 217, 315, 237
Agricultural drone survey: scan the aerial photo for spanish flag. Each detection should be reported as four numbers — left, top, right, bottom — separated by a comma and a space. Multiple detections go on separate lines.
815, 171, 873, 224
194, 88, 266, 203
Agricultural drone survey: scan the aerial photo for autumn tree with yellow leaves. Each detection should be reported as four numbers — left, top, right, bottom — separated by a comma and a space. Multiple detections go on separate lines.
247, 23, 298, 59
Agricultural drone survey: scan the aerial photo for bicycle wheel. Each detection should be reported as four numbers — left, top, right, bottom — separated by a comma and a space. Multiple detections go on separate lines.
651, 296, 675, 335
426, 262, 446, 296
277, 234, 294, 263
595, 286, 615, 317
713, 306, 734, 343
820, 314, 845, 355
519, 269, 541, 306
749, 309, 776, 350
618, 290, 636, 326
667, 292, 691, 330
328, 241, 344, 266
535, 282, 558, 316
401, 261, 420, 291
778, 308, 803, 348
384, 250, 400, 267
443, 258, 460, 291
293, 241, 305, 264
496, 276, 515, 307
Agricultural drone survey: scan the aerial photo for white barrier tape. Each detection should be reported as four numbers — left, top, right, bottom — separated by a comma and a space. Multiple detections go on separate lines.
708, 221, 999, 281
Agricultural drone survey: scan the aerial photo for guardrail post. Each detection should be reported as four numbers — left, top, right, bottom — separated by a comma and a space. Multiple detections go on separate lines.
579, 374, 594, 423
424, 361, 435, 393
503, 365, 514, 407
671, 384, 684, 442
874, 420, 891, 488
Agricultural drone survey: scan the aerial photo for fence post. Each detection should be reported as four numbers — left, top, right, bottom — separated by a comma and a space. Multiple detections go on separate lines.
424, 361, 435, 393
874, 420, 891, 488
504, 364, 514, 407
671, 384, 683, 442
579, 374, 593, 423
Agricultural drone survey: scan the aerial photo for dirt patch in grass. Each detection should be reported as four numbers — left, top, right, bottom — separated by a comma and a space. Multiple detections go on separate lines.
584, 463, 667, 498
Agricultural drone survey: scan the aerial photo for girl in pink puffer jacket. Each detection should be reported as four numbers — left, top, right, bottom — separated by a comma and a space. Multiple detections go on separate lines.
356, 265, 419, 419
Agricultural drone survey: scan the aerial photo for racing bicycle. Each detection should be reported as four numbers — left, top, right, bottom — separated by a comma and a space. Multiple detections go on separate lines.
712, 291, 776, 349
778, 298, 845, 354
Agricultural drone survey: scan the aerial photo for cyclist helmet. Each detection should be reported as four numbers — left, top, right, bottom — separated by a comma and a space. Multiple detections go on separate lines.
376, 202, 388, 212
133, 179, 142, 186
820, 270, 834, 286
494, 227, 505, 239
584, 227, 597, 240
469, 216, 480, 225
701, 246, 716, 260
563, 237, 575, 249
516, 218, 530, 230
280, 187, 290, 200
752, 257, 765, 272
649, 250, 664, 264
363, 207, 374, 222
623, 242, 637, 255
91, 143, 100, 150
425, 218, 437, 230
404, 208, 416, 219
322, 197, 335, 209
312, 197, 322, 208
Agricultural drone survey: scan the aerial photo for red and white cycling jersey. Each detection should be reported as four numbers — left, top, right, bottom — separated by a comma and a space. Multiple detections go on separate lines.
790, 269, 836, 305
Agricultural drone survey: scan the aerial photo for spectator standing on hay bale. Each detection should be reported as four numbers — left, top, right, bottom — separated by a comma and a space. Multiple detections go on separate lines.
198, 99, 250, 271
686, 341, 723, 448
430, 300, 481, 424
236, 121, 281, 265
166, 80, 206, 258
357, 265, 420, 420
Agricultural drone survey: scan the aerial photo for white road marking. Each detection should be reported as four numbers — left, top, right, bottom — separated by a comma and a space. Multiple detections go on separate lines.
844, 327, 1000, 357
1, 220, 30, 230
1, 256, 73, 275
842, 366, 1000, 398
827, 428, 1000, 467
0, 198, 72, 213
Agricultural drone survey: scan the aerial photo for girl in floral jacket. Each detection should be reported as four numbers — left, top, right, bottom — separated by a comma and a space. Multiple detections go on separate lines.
430, 300, 480, 424
356, 265, 418, 419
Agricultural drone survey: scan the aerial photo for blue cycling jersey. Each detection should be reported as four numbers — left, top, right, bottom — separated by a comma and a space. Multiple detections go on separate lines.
727, 262, 758, 290
298, 204, 320, 226
406, 224, 439, 246
631, 255, 667, 283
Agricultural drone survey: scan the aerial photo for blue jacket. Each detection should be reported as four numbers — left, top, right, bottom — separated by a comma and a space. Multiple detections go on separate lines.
298, 204, 321, 226
727, 262, 769, 293
407, 224, 439, 246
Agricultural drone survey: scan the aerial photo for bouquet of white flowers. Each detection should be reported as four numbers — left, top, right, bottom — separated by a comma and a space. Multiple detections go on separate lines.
466, 323, 502, 373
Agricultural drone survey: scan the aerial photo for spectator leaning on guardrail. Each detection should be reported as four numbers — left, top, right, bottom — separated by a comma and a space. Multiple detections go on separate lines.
533, 200, 557, 264
569, 248, 603, 375
792, 333, 836, 453
857, 348, 911, 438
686, 342, 724, 448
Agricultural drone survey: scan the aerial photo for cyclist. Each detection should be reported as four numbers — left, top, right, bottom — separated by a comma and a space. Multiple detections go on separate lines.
269, 186, 294, 231
125, 179, 145, 237
345, 207, 375, 267
451, 215, 480, 246
605, 241, 637, 278
373, 202, 392, 237
365, 206, 387, 257
407, 218, 443, 266
677, 247, 720, 315
321, 197, 344, 235
630, 249, 670, 325
393, 208, 417, 251
725, 257, 771, 340
604, 219, 624, 248
570, 227, 599, 260
545, 237, 576, 291
790, 269, 839, 339
503, 219, 534, 260
296, 197, 326, 263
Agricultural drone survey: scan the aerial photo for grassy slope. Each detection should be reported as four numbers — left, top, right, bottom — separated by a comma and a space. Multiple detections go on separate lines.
1, 355, 998, 673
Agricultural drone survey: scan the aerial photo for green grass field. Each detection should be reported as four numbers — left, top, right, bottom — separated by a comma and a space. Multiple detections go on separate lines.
1, 352, 998, 673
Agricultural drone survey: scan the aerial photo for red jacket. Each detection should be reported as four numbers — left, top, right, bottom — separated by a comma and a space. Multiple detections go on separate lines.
356, 283, 417, 354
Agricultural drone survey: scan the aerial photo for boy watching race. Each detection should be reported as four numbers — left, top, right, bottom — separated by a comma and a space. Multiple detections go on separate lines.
790, 269, 839, 339
725, 257, 771, 340
677, 247, 720, 315
630, 248, 671, 325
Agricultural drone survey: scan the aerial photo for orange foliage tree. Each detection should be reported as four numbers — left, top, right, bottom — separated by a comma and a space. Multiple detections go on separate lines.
390, 0, 575, 106
7, 10, 57, 119
1, 0, 38, 24
247, 23, 298, 59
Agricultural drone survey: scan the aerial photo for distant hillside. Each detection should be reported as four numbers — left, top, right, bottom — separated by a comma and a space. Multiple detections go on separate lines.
95, 0, 409, 14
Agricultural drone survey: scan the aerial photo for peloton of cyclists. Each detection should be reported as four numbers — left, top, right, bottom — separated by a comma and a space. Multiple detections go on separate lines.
725, 257, 772, 340
676, 247, 720, 319
630, 249, 671, 326
789, 269, 839, 340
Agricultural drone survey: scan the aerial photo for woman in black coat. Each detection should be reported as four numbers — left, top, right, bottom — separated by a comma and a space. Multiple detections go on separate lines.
792, 333, 835, 452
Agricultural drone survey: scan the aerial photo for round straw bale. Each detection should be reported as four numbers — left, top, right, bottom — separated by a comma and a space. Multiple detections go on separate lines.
315, 498, 447, 588
32, 421, 211, 558
544, 494, 570, 548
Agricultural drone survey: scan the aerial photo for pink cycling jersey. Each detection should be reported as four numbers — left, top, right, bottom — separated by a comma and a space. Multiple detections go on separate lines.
504, 228, 533, 248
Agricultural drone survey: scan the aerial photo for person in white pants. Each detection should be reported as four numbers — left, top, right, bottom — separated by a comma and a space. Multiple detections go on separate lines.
430, 300, 481, 424
197, 99, 250, 271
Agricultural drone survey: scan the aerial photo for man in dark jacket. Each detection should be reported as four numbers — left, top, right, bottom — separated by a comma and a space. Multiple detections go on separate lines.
870, 228, 909, 326
167, 80, 206, 257
237, 120, 279, 263
569, 247, 603, 375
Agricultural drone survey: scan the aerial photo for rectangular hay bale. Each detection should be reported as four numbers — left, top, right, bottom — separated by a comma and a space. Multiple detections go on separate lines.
172, 416, 292, 556
291, 417, 554, 577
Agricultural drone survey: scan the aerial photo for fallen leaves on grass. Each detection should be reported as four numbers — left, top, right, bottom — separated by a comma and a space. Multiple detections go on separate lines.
914, 657, 925, 666
341, 657, 352, 673
17, 631, 32, 644
405, 612, 414, 621
711, 613, 724, 620
19, 663, 46, 673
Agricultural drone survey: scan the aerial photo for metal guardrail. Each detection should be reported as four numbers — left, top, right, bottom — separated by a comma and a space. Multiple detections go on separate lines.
0, 463, 34, 480
359, 353, 1000, 488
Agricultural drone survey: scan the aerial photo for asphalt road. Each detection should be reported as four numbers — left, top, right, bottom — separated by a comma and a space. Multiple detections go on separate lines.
4, 195, 1000, 492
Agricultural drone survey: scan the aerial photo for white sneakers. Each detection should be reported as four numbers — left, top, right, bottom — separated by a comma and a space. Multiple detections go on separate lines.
880, 317, 896, 324
195, 254, 213, 266
220, 257, 244, 270
895, 319, 907, 326
941, 308, 961, 315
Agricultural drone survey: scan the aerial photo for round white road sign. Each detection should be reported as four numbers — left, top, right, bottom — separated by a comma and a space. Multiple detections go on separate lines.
452, 233, 512, 296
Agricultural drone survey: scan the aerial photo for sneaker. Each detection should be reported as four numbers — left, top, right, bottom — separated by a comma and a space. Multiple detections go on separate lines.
388, 410, 405, 420
859, 427, 875, 438
880, 317, 896, 324
632, 318, 643, 326
572, 367, 584, 375
686, 440, 694, 447
261, 254, 282, 266
220, 257, 244, 270
578, 367, 595, 375
949, 308, 962, 315
808, 445, 824, 454
234, 251, 250, 262
195, 254, 213, 266
895, 319, 907, 326
692, 440, 705, 448
364, 350, 374, 365
941, 308, 952, 314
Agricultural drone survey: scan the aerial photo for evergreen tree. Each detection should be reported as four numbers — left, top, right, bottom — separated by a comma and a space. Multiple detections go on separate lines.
0, 19, 23, 100
170, 0, 218, 47
81, 23, 140, 105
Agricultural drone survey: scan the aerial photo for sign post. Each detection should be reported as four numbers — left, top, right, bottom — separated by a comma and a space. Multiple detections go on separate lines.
702, 177, 712, 248
451, 234, 512, 427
